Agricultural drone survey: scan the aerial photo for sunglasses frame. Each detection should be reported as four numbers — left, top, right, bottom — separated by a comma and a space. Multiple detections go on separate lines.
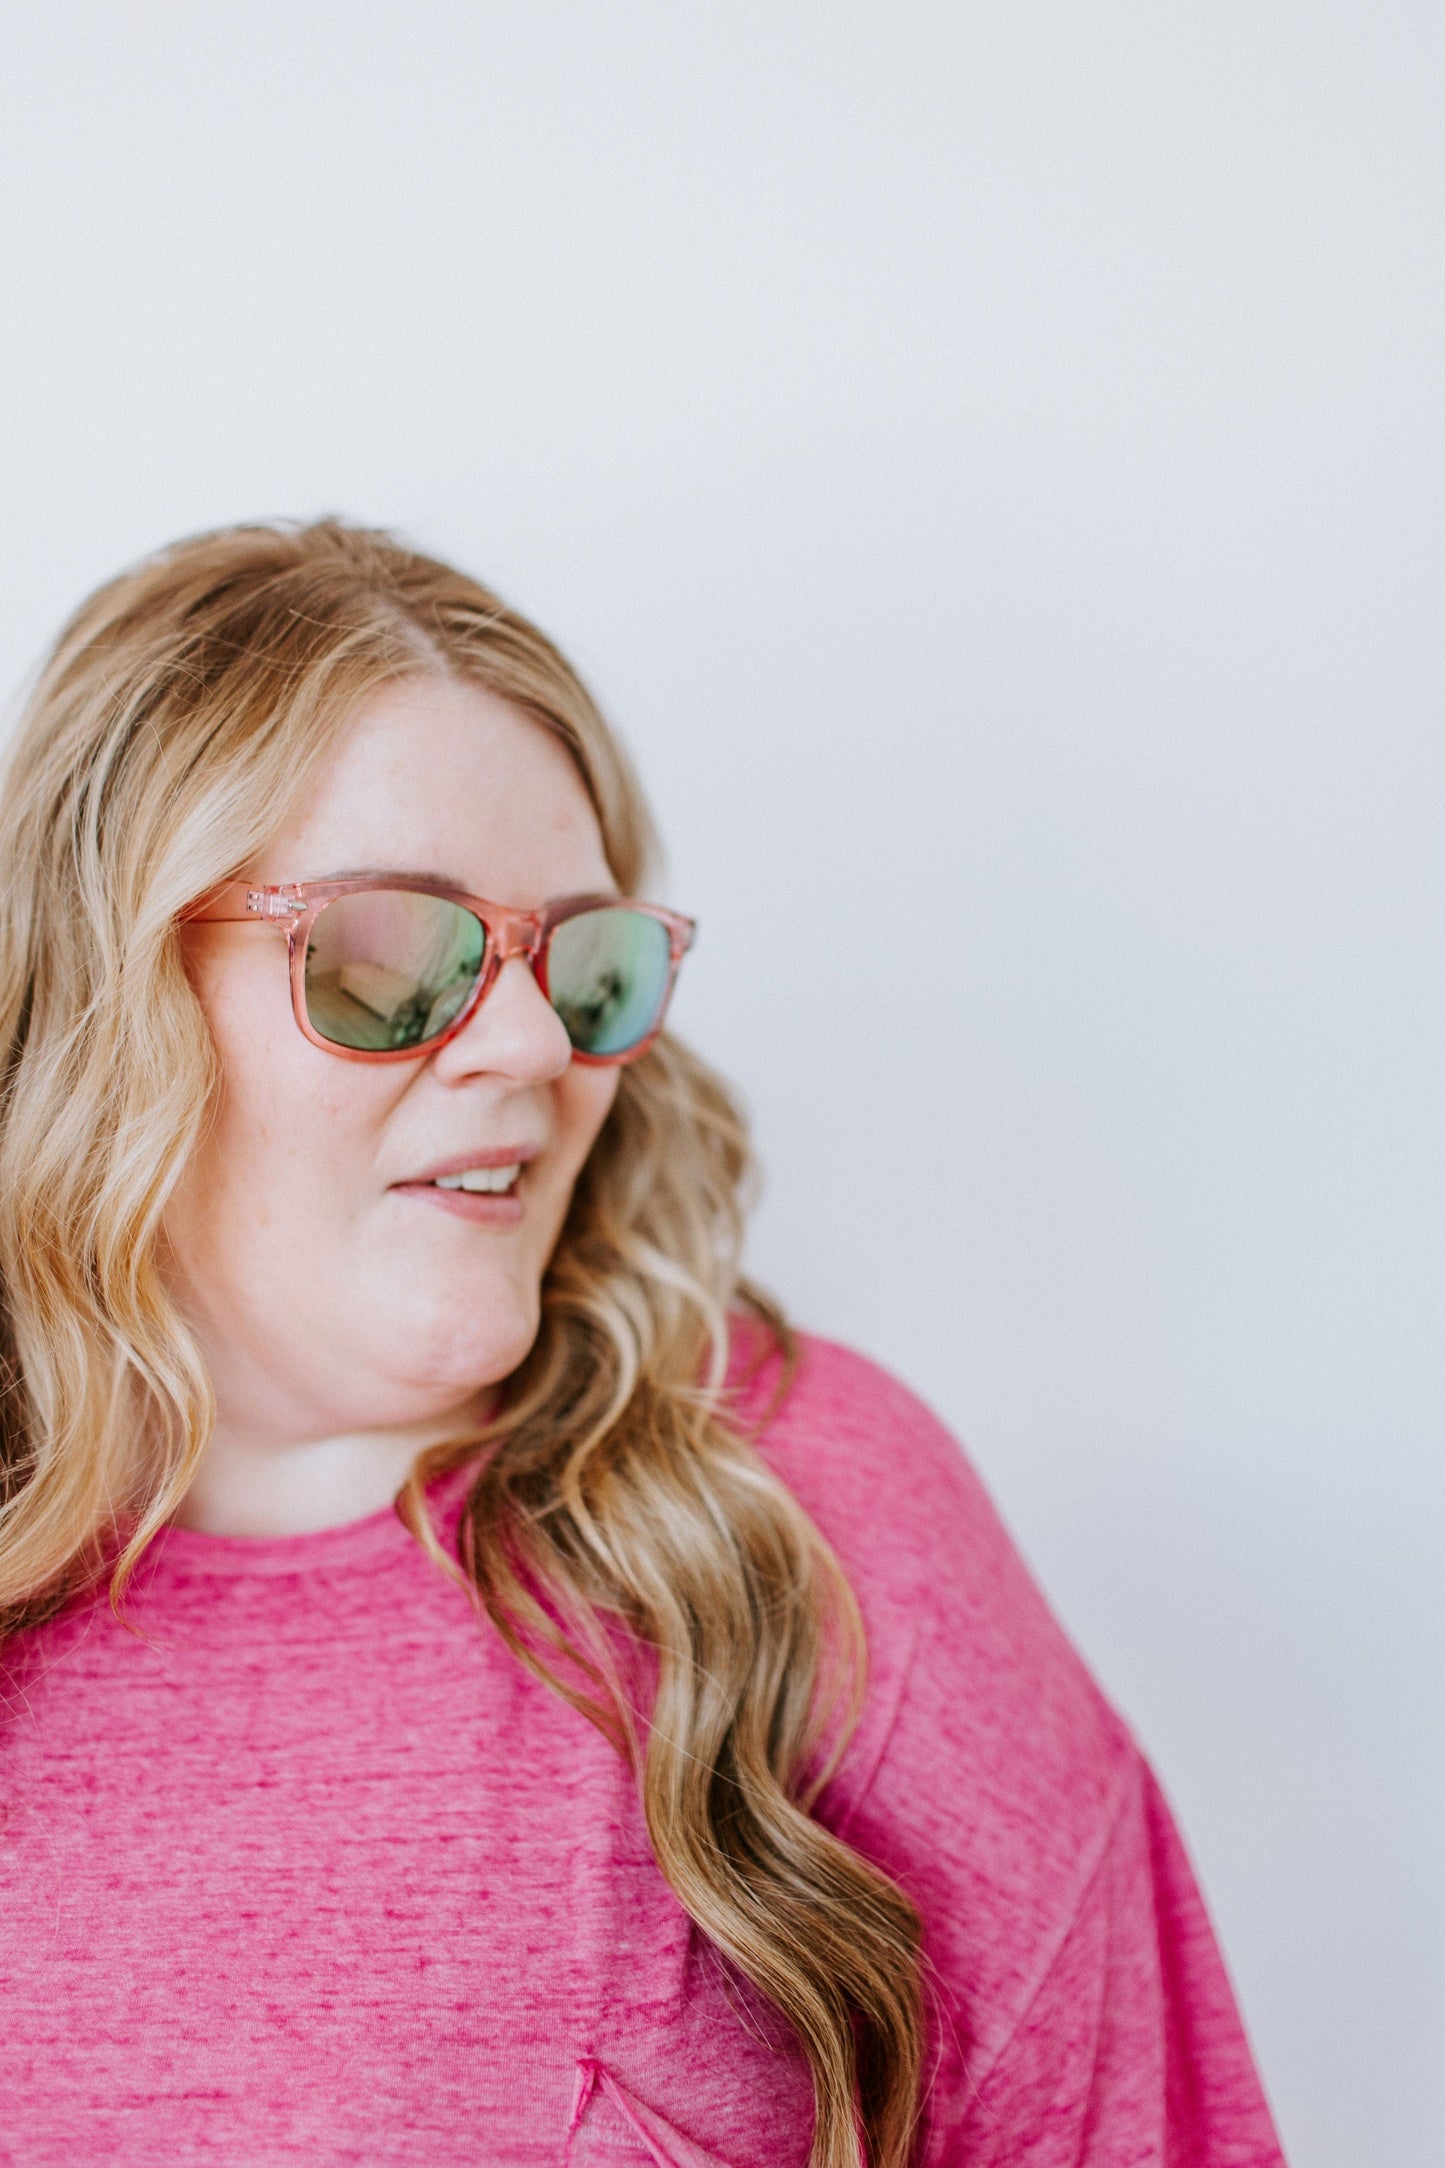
183, 877, 696, 1066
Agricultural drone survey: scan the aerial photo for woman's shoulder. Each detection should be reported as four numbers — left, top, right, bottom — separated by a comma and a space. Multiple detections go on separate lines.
731, 1322, 1136, 1912
733, 1327, 1017, 1594
732, 1325, 1116, 1712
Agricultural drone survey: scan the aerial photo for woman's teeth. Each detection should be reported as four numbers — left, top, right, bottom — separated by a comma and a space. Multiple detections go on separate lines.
434, 1165, 522, 1193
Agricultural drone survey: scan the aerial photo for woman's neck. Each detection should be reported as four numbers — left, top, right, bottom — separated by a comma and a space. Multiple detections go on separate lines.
171, 1409, 483, 1538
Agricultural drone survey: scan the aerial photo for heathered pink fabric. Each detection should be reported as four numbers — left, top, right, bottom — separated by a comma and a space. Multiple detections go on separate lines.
0, 1336, 1285, 2167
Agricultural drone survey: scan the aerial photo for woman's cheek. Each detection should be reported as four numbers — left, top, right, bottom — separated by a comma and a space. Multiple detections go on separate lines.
560, 1065, 622, 1172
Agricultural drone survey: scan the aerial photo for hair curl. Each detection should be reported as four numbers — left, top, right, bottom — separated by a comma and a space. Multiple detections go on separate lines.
0, 520, 922, 2167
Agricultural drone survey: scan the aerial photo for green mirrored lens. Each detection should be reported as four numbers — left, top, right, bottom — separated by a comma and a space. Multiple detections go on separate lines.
547, 906, 671, 1057
304, 891, 485, 1051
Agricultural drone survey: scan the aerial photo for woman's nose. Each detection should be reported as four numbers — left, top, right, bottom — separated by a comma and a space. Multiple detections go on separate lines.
432, 955, 573, 1085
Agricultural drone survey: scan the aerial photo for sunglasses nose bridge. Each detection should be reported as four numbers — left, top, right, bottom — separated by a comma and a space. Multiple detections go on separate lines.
486, 907, 547, 970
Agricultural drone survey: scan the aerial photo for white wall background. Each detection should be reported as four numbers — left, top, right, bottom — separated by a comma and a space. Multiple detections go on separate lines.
2, 5, 1440, 2158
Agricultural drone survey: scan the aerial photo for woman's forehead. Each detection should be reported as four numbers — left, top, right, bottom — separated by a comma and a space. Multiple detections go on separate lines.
253, 676, 611, 895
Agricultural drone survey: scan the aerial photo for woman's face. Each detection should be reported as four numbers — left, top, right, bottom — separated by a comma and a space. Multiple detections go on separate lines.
164, 675, 621, 1449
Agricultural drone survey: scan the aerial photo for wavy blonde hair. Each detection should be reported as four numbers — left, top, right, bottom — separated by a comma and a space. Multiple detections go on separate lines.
0, 520, 922, 2166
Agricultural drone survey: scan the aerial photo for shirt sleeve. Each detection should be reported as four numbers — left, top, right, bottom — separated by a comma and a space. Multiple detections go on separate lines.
943, 1756, 1287, 2167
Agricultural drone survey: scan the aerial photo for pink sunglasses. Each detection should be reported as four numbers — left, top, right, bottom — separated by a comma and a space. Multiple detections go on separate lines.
184, 877, 696, 1065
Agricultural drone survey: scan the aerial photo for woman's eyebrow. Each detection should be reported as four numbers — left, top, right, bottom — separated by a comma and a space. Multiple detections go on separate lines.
304, 865, 472, 889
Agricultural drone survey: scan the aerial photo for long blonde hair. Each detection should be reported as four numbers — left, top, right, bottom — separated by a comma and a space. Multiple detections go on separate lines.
0, 520, 922, 2166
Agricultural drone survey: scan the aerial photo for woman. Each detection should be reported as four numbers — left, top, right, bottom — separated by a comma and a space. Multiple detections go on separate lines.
0, 521, 1283, 2168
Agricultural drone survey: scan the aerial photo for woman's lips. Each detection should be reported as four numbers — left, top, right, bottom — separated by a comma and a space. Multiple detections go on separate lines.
392, 1181, 525, 1225
389, 1145, 537, 1225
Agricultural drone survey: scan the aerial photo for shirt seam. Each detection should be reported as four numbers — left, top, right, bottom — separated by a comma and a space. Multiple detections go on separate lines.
960, 1747, 1140, 2103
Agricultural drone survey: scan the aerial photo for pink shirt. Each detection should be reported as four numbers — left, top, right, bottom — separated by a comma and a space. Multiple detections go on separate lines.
0, 1337, 1284, 2166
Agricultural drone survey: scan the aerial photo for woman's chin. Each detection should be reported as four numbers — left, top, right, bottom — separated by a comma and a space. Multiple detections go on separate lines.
367, 1298, 542, 1411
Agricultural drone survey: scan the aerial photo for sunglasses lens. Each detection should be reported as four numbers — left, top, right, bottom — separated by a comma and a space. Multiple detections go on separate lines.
547, 906, 673, 1058
304, 891, 485, 1052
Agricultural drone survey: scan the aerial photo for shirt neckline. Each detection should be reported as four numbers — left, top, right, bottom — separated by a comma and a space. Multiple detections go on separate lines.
143, 1464, 476, 1581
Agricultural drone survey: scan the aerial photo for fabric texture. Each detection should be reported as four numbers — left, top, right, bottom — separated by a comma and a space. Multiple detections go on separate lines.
0, 1335, 1286, 2165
